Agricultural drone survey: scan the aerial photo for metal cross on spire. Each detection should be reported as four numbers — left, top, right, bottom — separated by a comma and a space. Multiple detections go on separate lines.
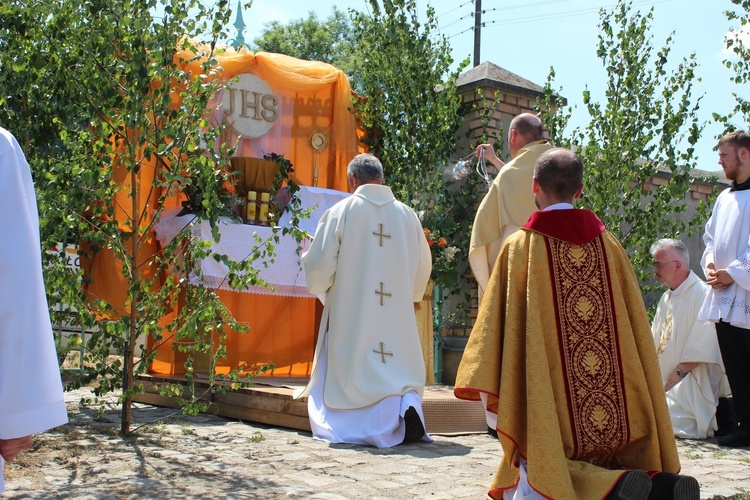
232, 0, 248, 50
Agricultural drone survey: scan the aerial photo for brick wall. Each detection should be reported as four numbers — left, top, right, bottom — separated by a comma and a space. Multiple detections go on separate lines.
456, 89, 539, 159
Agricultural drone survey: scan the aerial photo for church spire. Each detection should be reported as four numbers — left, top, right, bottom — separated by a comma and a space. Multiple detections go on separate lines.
232, 0, 247, 49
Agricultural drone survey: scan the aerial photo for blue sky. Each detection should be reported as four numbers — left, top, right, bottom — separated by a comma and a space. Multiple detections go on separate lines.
237, 0, 747, 172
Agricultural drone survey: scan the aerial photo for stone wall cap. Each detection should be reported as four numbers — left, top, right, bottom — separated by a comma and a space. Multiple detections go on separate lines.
457, 61, 550, 99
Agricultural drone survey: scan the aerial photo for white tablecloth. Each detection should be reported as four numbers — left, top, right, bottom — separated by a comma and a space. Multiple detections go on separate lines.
153, 186, 349, 297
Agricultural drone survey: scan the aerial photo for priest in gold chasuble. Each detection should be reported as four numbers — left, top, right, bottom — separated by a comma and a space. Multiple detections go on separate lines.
296, 153, 432, 448
456, 149, 686, 500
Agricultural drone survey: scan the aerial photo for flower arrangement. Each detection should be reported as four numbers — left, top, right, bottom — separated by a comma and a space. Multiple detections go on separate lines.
423, 227, 460, 290
264, 152, 295, 196
178, 166, 245, 219
177, 151, 302, 222
263, 152, 300, 225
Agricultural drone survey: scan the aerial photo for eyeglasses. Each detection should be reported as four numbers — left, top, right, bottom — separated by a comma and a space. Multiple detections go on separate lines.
653, 260, 678, 270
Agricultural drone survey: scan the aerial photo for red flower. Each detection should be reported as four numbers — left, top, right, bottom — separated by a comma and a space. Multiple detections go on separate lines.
222, 180, 237, 195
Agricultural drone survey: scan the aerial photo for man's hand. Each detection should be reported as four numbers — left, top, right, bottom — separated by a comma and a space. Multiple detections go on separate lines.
0, 436, 32, 462
706, 267, 734, 289
665, 362, 700, 392
664, 370, 683, 392
475, 144, 505, 170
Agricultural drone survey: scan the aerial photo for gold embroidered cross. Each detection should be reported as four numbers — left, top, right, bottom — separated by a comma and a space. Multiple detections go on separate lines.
372, 342, 393, 364
372, 223, 391, 247
375, 281, 392, 306
657, 307, 673, 357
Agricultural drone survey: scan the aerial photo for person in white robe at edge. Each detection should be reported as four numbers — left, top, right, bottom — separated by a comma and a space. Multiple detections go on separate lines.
698, 130, 750, 448
0, 126, 68, 493
650, 238, 730, 439
295, 152, 432, 447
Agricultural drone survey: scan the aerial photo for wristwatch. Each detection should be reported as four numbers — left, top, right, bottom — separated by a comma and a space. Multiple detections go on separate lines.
675, 366, 686, 378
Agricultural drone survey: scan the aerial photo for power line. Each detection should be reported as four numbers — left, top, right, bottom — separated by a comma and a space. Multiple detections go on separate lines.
486, 0, 576, 12
435, 0, 474, 19
490, 0, 676, 26
439, 12, 475, 31
445, 0, 677, 39
434, 0, 575, 33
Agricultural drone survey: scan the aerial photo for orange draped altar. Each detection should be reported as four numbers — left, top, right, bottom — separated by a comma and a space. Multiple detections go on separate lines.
82, 50, 363, 378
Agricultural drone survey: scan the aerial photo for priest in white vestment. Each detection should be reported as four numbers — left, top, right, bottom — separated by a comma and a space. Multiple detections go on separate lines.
296, 153, 432, 448
0, 127, 68, 493
650, 239, 729, 439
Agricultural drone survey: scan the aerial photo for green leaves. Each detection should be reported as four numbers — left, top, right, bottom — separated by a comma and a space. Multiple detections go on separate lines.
251, 8, 360, 87
0, 0, 270, 434
538, 0, 707, 305
349, 0, 470, 327
719, 1, 750, 129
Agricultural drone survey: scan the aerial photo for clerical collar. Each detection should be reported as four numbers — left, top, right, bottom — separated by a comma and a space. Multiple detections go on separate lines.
669, 271, 693, 297
730, 177, 750, 191
544, 202, 574, 211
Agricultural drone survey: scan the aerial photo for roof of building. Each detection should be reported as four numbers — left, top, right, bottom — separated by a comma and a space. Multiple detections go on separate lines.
457, 61, 549, 100
653, 163, 728, 185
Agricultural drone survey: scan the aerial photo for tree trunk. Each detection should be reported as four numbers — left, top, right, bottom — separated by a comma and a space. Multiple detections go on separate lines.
121, 164, 139, 436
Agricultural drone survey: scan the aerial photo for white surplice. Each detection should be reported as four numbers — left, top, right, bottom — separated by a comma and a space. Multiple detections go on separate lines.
699, 188, 750, 327
0, 128, 68, 492
296, 183, 432, 447
652, 271, 730, 439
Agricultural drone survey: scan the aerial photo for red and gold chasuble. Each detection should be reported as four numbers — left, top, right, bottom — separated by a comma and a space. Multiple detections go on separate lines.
455, 209, 679, 500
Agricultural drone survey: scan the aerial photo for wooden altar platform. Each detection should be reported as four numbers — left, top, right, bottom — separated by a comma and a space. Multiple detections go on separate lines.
132, 374, 487, 435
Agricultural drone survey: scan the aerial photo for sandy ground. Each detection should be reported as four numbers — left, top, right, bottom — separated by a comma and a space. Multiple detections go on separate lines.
3, 386, 750, 499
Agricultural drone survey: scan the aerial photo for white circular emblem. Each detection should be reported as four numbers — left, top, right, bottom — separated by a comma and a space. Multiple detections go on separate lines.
221, 73, 278, 139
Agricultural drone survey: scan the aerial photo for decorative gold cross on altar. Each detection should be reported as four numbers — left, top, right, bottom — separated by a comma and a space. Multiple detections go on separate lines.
375, 281, 392, 306
372, 342, 393, 364
372, 223, 391, 247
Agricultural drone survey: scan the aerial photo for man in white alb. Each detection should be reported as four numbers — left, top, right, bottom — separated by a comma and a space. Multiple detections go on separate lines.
296, 153, 432, 448
650, 238, 729, 439
0, 126, 68, 493
699, 130, 750, 447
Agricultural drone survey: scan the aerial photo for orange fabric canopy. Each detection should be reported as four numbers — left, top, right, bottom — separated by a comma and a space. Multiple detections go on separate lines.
184, 49, 363, 192
83, 47, 366, 377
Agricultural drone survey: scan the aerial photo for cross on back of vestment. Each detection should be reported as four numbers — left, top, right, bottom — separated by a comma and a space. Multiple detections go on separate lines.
375, 281, 392, 306
372, 341, 394, 364
372, 223, 391, 247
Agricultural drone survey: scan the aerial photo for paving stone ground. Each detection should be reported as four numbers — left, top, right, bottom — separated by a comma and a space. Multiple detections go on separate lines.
3, 387, 749, 499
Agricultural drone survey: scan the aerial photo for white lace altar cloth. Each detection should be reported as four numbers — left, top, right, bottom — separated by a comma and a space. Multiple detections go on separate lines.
153, 186, 349, 297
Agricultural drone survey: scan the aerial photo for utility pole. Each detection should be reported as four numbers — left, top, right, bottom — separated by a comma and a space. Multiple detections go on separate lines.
473, 0, 482, 67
